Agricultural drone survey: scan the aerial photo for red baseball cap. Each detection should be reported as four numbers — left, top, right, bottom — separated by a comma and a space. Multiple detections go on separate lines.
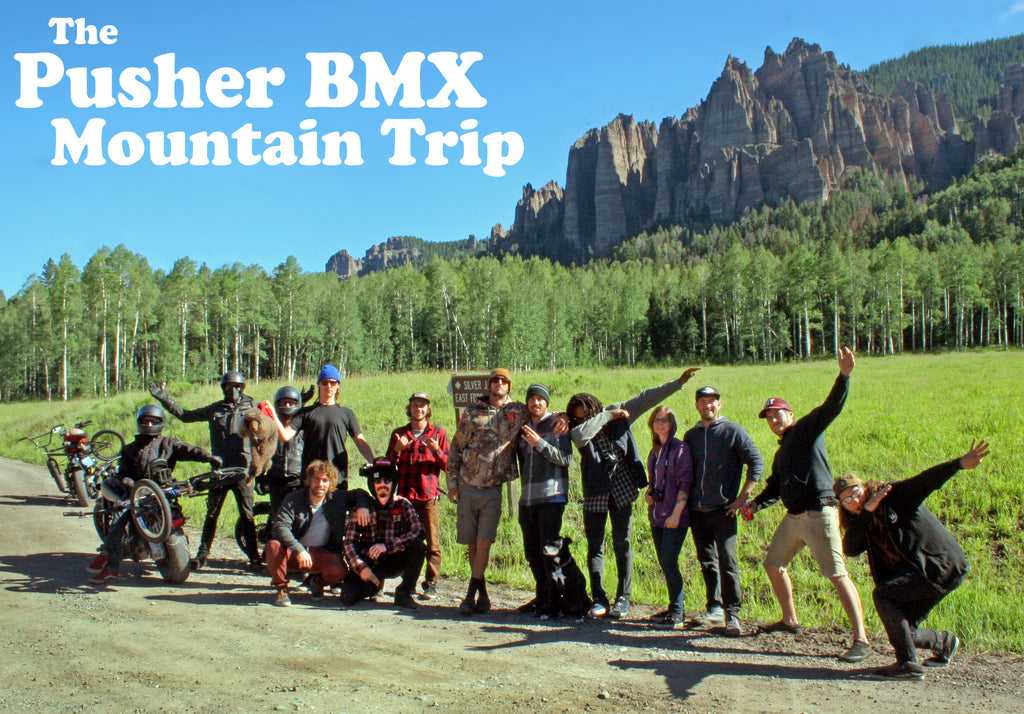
759, 397, 793, 418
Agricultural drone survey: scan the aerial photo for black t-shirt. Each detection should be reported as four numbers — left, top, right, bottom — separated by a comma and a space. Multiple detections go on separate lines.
290, 403, 362, 480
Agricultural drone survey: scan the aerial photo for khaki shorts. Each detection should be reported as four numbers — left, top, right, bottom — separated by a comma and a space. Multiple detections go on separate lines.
763, 506, 848, 578
456, 484, 503, 545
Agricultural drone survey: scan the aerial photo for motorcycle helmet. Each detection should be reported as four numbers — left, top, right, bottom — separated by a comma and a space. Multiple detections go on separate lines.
137, 404, 165, 437
274, 386, 301, 420
221, 370, 246, 402
362, 457, 398, 501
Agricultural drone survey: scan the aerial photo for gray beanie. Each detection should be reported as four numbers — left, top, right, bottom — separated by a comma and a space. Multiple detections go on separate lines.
526, 383, 550, 404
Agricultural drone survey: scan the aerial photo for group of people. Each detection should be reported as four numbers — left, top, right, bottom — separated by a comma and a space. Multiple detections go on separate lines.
83, 354, 990, 682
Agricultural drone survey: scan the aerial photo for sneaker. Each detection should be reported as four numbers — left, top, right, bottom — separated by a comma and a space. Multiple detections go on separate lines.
394, 590, 419, 610
516, 597, 538, 614
870, 661, 925, 681
588, 600, 609, 618
273, 589, 291, 607
697, 606, 725, 625
924, 633, 960, 667
420, 581, 437, 600
764, 619, 803, 635
89, 567, 119, 584
473, 593, 491, 614
246, 560, 265, 574
840, 640, 872, 663
309, 577, 325, 600
652, 611, 685, 630
86, 554, 109, 576
459, 597, 476, 617
330, 584, 342, 596
609, 597, 630, 619
723, 615, 742, 637
649, 609, 671, 623
338, 591, 361, 607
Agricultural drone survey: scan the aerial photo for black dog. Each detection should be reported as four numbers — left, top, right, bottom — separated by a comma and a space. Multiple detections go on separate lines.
541, 536, 591, 620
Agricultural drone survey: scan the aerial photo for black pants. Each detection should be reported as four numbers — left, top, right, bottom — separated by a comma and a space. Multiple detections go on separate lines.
583, 504, 633, 604
342, 539, 426, 603
873, 569, 961, 663
202, 481, 257, 560
690, 507, 742, 616
518, 502, 566, 610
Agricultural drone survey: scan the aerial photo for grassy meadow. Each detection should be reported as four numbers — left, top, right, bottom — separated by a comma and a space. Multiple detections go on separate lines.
1, 349, 1021, 652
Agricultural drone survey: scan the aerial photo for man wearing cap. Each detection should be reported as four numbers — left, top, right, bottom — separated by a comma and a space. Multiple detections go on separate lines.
339, 458, 425, 610
387, 392, 449, 600
448, 368, 566, 616
268, 364, 375, 491
148, 370, 260, 571
516, 382, 572, 617
682, 385, 763, 635
747, 347, 871, 663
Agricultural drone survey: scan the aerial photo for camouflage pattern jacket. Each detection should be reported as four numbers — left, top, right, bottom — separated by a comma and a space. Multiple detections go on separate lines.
447, 396, 529, 491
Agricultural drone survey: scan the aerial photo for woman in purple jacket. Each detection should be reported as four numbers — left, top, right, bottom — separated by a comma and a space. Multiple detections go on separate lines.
646, 406, 695, 628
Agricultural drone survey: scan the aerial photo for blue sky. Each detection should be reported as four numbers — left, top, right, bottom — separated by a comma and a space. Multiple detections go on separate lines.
2, 1, 1023, 297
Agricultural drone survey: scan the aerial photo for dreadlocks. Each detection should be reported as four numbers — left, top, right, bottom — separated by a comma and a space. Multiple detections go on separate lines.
566, 392, 603, 426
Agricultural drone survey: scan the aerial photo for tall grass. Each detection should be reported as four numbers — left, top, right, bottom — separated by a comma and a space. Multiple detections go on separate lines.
1, 350, 1020, 651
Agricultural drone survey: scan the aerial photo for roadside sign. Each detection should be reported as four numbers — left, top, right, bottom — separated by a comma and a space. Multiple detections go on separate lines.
447, 374, 490, 423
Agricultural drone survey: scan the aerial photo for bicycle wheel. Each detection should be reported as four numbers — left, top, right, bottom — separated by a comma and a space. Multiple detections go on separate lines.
91, 429, 125, 462
130, 479, 172, 543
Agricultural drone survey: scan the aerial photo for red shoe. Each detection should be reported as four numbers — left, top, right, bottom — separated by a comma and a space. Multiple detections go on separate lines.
86, 554, 109, 576
89, 567, 119, 584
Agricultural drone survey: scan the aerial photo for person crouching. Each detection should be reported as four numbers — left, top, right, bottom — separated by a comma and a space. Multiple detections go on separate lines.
265, 460, 371, 607
339, 458, 426, 610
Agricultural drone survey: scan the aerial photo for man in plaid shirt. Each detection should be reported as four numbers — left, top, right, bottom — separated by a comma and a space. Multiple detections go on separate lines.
339, 458, 425, 610
387, 392, 449, 600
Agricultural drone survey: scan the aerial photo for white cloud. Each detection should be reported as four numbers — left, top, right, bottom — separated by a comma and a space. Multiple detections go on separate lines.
1001, 2, 1024, 21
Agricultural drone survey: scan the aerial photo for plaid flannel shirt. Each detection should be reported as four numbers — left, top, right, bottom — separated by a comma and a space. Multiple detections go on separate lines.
342, 495, 424, 575
387, 422, 449, 501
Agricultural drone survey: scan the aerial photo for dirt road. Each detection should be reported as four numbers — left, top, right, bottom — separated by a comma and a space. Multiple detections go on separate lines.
0, 456, 1020, 713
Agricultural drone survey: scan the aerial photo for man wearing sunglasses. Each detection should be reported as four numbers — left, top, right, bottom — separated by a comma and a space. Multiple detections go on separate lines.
269, 364, 375, 491
339, 458, 425, 610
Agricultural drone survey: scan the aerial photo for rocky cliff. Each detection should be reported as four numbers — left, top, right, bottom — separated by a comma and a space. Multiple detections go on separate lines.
326, 235, 478, 280
495, 40, 1024, 260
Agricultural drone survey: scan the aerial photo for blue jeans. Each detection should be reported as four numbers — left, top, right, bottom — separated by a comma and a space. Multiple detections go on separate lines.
651, 524, 689, 614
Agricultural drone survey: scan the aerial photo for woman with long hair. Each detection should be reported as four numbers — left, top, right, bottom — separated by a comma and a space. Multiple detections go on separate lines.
645, 406, 694, 628
835, 439, 991, 680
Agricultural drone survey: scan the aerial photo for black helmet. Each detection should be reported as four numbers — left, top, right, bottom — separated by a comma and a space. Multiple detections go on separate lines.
274, 386, 301, 420
360, 457, 398, 491
137, 404, 165, 436
221, 371, 246, 402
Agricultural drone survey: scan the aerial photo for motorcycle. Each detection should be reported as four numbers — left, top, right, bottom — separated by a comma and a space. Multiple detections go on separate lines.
19, 421, 125, 507
76, 459, 248, 584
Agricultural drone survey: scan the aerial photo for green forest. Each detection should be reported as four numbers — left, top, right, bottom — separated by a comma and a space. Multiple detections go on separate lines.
2, 145, 1023, 402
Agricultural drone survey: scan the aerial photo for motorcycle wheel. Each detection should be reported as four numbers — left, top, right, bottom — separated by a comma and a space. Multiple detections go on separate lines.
93, 498, 113, 539
236, 501, 272, 557
157, 529, 191, 584
130, 479, 172, 543
72, 469, 93, 508
47, 457, 66, 493
91, 429, 126, 462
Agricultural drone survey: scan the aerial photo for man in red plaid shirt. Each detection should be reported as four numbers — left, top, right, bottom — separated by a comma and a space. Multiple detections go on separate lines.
339, 458, 425, 610
387, 392, 449, 600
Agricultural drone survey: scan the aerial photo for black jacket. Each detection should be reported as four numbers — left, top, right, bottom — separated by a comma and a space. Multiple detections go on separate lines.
272, 486, 371, 554
118, 434, 215, 484
156, 394, 256, 468
684, 417, 762, 512
754, 374, 848, 514
842, 459, 968, 592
